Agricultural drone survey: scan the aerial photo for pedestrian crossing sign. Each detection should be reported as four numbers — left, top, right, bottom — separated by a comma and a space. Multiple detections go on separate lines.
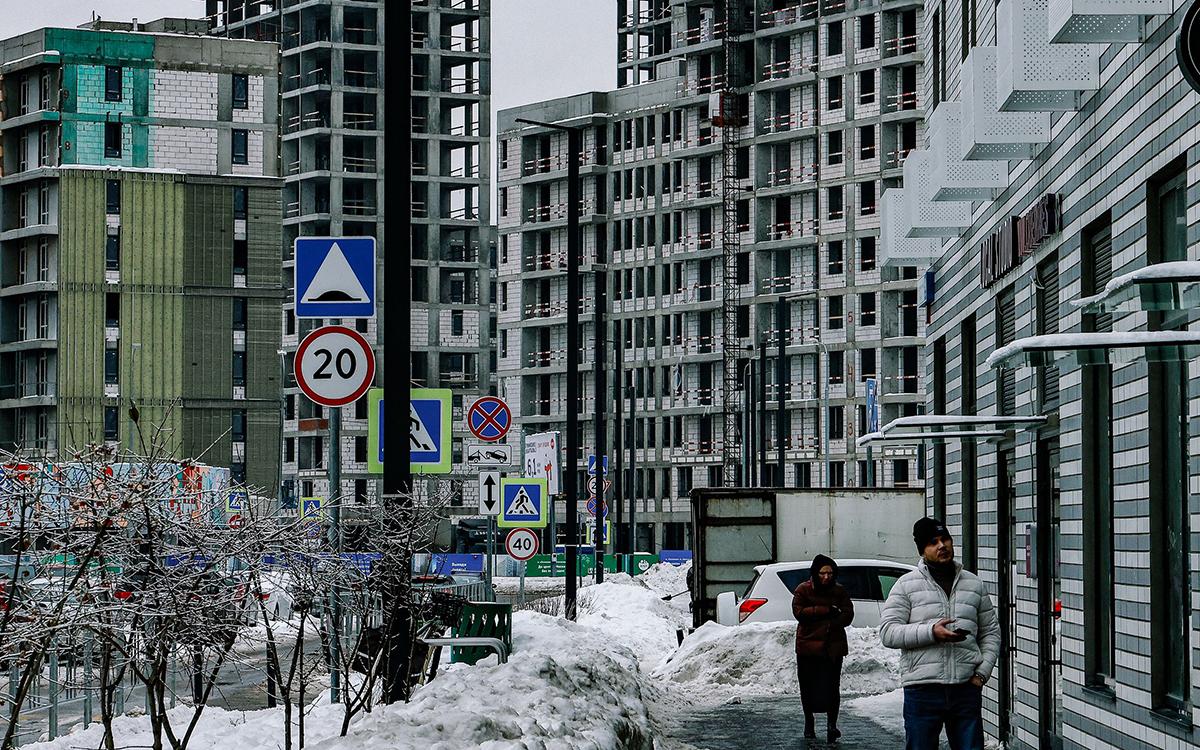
498, 478, 548, 528
367, 387, 453, 475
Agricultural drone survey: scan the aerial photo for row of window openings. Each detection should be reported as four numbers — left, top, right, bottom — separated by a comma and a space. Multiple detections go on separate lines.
825, 71, 879, 110
102, 124, 251, 164
103, 66, 250, 109
825, 16, 878, 57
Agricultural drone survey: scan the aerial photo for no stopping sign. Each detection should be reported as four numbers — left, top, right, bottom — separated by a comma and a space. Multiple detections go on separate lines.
295, 326, 376, 406
505, 528, 540, 562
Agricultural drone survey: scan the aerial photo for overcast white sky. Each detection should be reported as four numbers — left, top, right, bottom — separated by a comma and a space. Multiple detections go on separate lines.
0, 1, 616, 109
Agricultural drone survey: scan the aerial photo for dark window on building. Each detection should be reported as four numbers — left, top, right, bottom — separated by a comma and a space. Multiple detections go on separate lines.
233, 239, 248, 275
861, 347, 876, 380
828, 295, 843, 329
961, 314, 978, 571
827, 130, 843, 164
858, 70, 875, 104
106, 180, 121, 214
1081, 214, 1114, 689
1036, 256, 1060, 409
860, 236, 876, 270
105, 292, 119, 327
355, 436, 367, 463
859, 124, 876, 160
104, 405, 118, 441
354, 479, 368, 504
893, 459, 909, 486
860, 13, 876, 48
232, 74, 249, 109
827, 21, 843, 55
828, 185, 843, 220
106, 235, 120, 271
233, 351, 247, 387
1148, 162, 1191, 713
234, 187, 248, 219
232, 410, 247, 442
232, 130, 249, 165
827, 241, 844, 275
859, 292, 876, 326
795, 462, 812, 488
104, 122, 122, 158
105, 66, 122, 102
829, 350, 844, 383
285, 438, 295, 463
829, 405, 844, 440
828, 75, 843, 109
829, 461, 845, 487
104, 346, 118, 385
933, 337, 947, 519
233, 298, 248, 331
452, 309, 464, 336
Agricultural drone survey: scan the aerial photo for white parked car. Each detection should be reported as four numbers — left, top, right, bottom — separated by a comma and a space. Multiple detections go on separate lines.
715, 559, 916, 628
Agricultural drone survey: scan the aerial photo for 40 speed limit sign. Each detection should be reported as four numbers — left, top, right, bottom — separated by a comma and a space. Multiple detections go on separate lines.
295, 326, 376, 406
505, 528, 540, 562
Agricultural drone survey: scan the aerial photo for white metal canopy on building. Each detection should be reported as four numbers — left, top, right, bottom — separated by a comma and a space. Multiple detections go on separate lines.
985, 331, 1200, 369
1074, 261, 1200, 313
856, 430, 1008, 447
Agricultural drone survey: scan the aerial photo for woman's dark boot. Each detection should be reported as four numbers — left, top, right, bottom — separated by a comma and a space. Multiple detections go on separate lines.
803, 712, 816, 739
826, 708, 841, 743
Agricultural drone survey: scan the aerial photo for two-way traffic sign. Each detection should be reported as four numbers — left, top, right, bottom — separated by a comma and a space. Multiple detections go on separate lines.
478, 471, 501, 516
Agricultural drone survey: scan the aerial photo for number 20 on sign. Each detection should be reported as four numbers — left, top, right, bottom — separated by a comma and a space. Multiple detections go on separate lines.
295, 326, 376, 407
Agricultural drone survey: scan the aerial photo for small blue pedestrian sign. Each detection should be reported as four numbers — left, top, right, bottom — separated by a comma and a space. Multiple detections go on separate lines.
294, 237, 376, 319
300, 497, 322, 520
587, 455, 609, 476
498, 478, 548, 528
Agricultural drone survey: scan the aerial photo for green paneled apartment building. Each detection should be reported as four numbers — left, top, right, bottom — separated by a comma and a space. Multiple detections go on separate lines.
0, 20, 283, 492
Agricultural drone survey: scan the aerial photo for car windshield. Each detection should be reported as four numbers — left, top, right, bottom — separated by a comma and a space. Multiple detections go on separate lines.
775, 566, 874, 600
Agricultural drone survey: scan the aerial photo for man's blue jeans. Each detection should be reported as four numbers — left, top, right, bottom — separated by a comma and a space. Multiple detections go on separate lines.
903, 682, 985, 750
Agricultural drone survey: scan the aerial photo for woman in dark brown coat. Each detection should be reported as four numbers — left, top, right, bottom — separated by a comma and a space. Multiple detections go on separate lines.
792, 553, 854, 744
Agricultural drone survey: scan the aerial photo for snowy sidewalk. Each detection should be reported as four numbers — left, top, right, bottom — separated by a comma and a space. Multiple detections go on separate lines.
664, 695, 907, 749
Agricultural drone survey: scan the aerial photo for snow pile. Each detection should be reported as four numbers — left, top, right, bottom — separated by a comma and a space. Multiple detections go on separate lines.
575, 579, 691, 666
653, 621, 900, 703
308, 611, 654, 750
638, 561, 691, 600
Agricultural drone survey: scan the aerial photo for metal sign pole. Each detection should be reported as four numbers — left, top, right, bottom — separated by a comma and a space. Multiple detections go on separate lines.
329, 408, 341, 704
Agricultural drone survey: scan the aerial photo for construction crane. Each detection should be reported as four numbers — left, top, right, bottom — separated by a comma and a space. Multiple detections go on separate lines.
719, 0, 743, 486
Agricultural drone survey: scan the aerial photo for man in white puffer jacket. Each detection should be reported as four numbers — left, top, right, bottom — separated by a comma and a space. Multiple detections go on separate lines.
880, 517, 1001, 750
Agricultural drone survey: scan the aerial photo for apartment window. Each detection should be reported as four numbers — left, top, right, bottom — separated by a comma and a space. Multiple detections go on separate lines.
37, 241, 48, 281
827, 185, 844, 220
104, 122, 122, 159
996, 288, 1016, 415
859, 125, 876, 159
858, 70, 875, 104
827, 130, 843, 165
499, 187, 508, 217
859, 13, 876, 48
499, 139, 509, 170
354, 479, 368, 504
828, 295, 844, 329
233, 298, 248, 331
232, 410, 247, 442
860, 236, 877, 270
355, 436, 368, 463
105, 292, 119, 327
103, 406, 118, 441
827, 241, 843, 274
451, 309, 464, 336
106, 180, 120, 214
829, 350, 844, 383
859, 292, 877, 326
105, 66, 122, 102
232, 130, 249, 165
861, 347, 877, 379
827, 21, 843, 55
829, 461, 845, 488
1081, 215, 1114, 689
932, 7, 944, 107
232, 74, 249, 109
1035, 256, 1060, 409
233, 351, 247, 387
104, 345, 119, 385
1149, 163, 1190, 713
233, 239, 248, 275
859, 181, 876, 215
234, 187, 248, 220
100, 233, 120, 271
828, 76, 843, 109
893, 460, 910, 486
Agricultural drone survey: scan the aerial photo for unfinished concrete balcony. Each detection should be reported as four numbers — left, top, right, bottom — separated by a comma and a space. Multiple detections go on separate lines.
1048, 0, 1171, 43
926, 102, 1007, 201
902, 151, 971, 238
996, 0, 1099, 111
960, 47, 1050, 160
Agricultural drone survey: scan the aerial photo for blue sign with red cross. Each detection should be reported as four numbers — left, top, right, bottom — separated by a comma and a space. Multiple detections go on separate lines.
466, 397, 512, 442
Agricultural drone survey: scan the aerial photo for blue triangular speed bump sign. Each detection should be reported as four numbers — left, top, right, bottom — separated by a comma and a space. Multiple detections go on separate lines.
294, 237, 376, 319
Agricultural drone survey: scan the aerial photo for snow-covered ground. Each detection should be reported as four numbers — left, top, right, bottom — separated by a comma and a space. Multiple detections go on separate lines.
24, 561, 904, 749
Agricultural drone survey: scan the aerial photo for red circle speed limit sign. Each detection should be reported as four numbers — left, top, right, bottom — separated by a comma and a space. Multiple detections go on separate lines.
505, 528, 540, 562
295, 326, 376, 407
